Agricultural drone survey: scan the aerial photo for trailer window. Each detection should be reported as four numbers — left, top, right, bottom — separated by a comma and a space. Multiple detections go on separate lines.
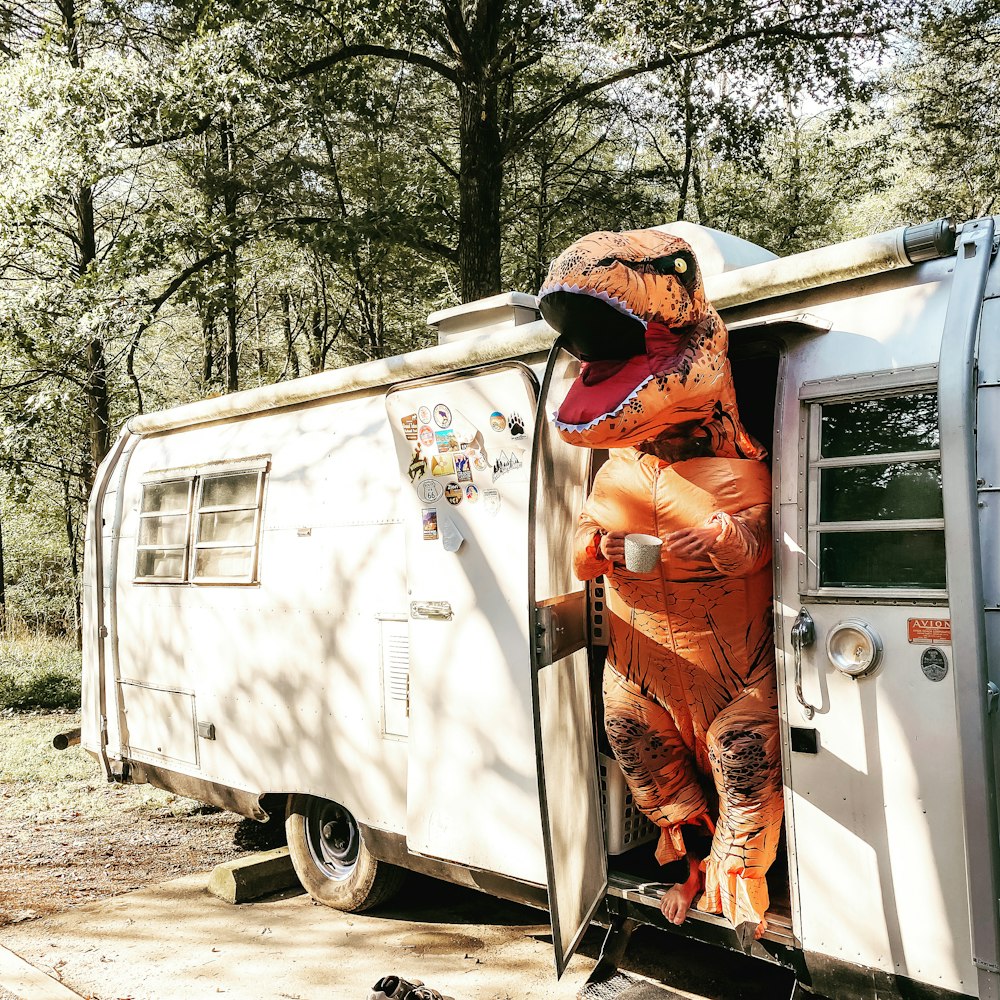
808, 389, 945, 594
190, 470, 264, 583
135, 478, 194, 581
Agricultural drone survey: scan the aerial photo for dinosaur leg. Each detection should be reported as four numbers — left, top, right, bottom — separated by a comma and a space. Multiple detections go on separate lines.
602, 664, 713, 868
698, 687, 783, 938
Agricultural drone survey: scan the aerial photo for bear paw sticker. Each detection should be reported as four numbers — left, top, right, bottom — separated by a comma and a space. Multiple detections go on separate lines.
509, 412, 525, 438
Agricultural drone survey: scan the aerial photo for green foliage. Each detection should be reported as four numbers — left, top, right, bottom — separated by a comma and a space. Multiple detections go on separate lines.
0, 635, 81, 711
876, 0, 999, 221
0, 0, 990, 636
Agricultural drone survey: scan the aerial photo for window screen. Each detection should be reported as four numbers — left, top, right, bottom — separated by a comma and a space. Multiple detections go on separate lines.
808, 389, 945, 593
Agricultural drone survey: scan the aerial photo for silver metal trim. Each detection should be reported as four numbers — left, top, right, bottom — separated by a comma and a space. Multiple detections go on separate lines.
937, 215, 1000, 997
799, 364, 938, 401
604, 875, 797, 949
528, 338, 608, 978
810, 518, 945, 533
728, 311, 833, 336
107, 434, 140, 762
88, 429, 136, 779
141, 455, 271, 481
813, 449, 940, 468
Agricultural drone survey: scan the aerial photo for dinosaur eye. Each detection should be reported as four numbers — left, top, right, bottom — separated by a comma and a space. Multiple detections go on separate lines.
669, 253, 697, 286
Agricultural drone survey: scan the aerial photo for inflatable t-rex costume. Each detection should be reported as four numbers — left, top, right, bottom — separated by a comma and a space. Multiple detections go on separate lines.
538, 228, 783, 936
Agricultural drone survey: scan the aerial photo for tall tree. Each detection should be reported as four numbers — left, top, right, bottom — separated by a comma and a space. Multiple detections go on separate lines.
879, 0, 999, 221
264, 0, 917, 300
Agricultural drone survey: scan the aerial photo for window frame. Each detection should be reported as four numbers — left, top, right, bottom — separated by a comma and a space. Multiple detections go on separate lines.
190, 468, 267, 585
134, 477, 194, 584
134, 457, 269, 587
799, 366, 945, 601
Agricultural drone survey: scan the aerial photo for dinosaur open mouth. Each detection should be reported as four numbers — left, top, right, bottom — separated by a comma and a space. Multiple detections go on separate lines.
552, 319, 695, 430
538, 289, 646, 361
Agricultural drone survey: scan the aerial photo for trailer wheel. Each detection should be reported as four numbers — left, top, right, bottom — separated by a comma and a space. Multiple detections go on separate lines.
285, 794, 404, 912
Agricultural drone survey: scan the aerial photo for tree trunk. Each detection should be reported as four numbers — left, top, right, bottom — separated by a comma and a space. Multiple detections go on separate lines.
693, 159, 707, 227
63, 471, 81, 645
253, 286, 265, 382
533, 157, 549, 292
60, 0, 109, 492
375, 275, 385, 359
219, 118, 240, 392
677, 63, 696, 222
201, 303, 216, 388
281, 293, 300, 379
0, 502, 6, 633
308, 307, 324, 374
458, 81, 504, 302
224, 246, 239, 391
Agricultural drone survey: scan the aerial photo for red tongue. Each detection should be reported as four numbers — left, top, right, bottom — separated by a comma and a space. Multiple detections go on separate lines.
555, 321, 695, 428
556, 355, 652, 426
581, 358, 631, 385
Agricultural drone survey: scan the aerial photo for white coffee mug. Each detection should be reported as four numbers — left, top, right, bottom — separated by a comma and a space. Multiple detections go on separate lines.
624, 533, 663, 573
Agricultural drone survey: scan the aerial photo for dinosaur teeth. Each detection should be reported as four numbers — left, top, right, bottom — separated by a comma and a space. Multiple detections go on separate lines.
551, 374, 655, 432
541, 284, 646, 327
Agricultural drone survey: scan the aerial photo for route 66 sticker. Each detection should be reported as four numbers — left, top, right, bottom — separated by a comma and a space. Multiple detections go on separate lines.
418, 479, 444, 504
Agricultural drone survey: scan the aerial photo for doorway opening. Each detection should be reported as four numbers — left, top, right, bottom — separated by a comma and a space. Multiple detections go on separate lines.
587, 338, 790, 944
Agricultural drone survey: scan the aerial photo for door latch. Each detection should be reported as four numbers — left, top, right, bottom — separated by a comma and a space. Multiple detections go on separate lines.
987, 681, 999, 716
410, 601, 453, 621
791, 608, 819, 720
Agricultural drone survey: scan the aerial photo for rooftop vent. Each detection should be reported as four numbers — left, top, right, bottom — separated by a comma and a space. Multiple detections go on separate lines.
427, 292, 540, 346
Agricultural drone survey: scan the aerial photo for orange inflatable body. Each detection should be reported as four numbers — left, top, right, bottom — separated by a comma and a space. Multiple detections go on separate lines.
538, 229, 783, 934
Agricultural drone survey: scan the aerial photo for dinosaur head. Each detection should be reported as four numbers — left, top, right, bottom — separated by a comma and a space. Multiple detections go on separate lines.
538, 228, 741, 452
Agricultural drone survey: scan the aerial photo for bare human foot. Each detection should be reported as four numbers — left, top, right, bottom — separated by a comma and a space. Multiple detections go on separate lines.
659, 853, 702, 926
754, 916, 768, 940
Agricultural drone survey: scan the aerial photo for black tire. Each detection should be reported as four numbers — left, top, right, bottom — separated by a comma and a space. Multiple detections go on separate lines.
284, 794, 405, 912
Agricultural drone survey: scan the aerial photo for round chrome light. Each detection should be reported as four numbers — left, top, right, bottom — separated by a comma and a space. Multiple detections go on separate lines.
826, 620, 883, 678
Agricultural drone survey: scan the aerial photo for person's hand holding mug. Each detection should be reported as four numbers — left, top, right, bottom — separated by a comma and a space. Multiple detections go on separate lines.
600, 530, 627, 564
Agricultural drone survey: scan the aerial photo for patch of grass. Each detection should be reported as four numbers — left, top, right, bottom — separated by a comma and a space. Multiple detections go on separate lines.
0, 634, 81, 711
0, 711, 213, 823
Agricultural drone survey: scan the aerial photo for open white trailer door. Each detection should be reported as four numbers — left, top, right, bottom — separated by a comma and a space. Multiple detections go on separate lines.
529, 342, 607, 976
387, 364, 549, 886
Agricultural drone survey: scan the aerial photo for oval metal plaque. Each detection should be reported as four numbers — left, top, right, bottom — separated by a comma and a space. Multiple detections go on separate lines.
921, 646, 949, 682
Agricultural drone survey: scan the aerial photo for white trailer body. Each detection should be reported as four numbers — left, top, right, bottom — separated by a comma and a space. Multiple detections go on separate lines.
81, 216, 1000, 1000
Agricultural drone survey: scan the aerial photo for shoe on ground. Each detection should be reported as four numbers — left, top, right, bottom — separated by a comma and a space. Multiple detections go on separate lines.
368, 975, 454, 1000
369, 976, 422, 1000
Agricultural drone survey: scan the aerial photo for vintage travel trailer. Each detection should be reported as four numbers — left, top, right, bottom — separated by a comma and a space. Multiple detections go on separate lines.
79, 215, 1000, 1000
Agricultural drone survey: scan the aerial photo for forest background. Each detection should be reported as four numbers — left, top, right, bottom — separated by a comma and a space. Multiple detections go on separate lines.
0, 0, 996, 668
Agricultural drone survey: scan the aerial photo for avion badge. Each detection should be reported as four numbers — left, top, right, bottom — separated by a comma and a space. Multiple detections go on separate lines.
907, 618, 951, 644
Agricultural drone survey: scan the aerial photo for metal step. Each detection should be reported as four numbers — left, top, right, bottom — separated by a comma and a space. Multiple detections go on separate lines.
606, 872, 796, 950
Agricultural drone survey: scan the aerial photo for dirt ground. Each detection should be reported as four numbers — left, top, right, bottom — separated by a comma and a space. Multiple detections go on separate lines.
0, 712, 799, 1000
0, 710, 278, 928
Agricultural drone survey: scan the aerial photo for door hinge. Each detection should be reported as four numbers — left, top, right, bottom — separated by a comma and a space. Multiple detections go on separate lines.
975, 956, 1000, 974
